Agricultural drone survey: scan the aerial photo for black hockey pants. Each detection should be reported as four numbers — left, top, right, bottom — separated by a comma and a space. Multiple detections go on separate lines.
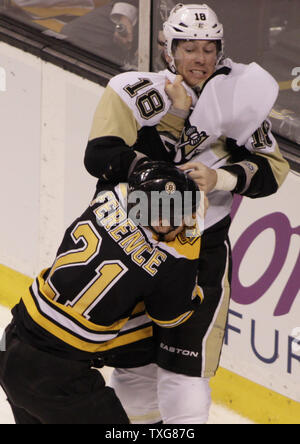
0, 323, 129, 424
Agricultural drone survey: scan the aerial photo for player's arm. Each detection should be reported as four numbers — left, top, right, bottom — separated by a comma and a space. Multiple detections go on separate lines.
157, 75, 192, 142
85, 77, 186, 183
219, 120, 290, 198
85, 84, 148, 183
180, 120, 289, 197
145, 252, 202, 329
132, 76, 192, 163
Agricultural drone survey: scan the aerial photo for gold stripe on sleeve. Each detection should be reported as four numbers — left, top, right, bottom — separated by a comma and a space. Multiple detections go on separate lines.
89, 86, 141, 147
147, 310, 194, 328
256, 142, 290, 188
157, 112, 186, 141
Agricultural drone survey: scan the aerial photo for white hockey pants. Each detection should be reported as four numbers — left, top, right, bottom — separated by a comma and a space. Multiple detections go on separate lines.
109, 363, 211, 424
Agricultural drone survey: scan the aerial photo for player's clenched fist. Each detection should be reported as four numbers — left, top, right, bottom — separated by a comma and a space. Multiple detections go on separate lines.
165, 75, 192, 112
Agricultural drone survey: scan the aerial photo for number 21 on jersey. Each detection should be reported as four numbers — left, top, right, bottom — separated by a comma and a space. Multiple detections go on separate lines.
42, 221, 128, 320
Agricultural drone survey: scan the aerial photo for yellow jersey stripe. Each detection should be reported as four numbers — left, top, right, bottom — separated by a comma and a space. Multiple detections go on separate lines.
22, 289, 153, 353
158, 234, 201, 261
37, 274, 129, 333
147, 310, 194, 328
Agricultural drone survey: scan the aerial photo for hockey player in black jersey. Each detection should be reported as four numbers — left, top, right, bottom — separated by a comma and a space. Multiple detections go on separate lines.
0, 161, 203, 424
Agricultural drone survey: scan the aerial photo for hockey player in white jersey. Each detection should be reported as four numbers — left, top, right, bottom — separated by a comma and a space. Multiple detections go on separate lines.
85, 3, 290, 424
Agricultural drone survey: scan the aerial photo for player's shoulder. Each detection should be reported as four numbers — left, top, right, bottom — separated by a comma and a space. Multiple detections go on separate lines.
108, 70, 172, 125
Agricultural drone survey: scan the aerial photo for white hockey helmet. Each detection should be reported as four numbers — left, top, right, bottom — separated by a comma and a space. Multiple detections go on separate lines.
163, 3, 224, 73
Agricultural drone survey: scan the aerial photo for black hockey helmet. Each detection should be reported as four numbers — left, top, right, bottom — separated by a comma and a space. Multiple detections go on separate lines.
127, 160, 200, 233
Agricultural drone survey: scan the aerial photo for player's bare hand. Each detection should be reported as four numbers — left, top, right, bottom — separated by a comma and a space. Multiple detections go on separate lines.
179, 162, 217, 193
165, 75, 192, 112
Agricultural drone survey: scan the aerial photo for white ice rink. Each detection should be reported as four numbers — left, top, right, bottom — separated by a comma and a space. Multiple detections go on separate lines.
0, 305, 253, 425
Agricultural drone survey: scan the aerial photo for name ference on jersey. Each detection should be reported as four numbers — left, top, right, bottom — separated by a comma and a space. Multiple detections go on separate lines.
92, 190, 167, 276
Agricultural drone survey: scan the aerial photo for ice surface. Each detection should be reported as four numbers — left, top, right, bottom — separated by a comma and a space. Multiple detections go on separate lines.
0, 306, 254, 425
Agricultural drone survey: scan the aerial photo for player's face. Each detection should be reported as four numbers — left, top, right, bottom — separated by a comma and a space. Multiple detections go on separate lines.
151, 219, 185, 242
174, 40, 218, 87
